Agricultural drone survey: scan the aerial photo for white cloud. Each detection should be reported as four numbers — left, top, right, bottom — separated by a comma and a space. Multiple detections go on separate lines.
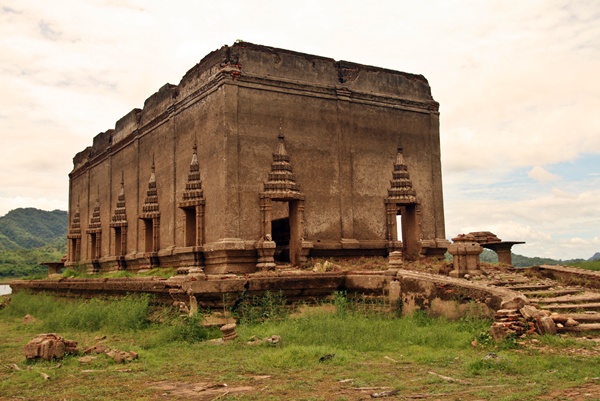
445, 185, 600, 259
528, 166, 560, 183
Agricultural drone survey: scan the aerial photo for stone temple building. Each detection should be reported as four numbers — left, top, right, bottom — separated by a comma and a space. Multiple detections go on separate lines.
65, 42, 449, 274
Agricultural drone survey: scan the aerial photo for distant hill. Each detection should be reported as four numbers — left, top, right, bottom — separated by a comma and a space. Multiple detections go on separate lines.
589, 252, 600, 261
479, 248, 585, 267
0, 208, 67, 278
0, 208, 67, 250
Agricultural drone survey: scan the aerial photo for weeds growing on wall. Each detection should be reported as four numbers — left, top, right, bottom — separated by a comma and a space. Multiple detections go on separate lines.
232, 290, 288, 325
60, 266, 179, 279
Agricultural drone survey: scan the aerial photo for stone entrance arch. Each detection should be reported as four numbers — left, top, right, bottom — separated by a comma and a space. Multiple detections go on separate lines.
385, 147, 421, 260
257, 133, 311, 268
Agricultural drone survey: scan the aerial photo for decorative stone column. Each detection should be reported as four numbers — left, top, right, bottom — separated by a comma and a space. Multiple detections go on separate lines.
255, 239, 276, 270
388, 250, 403, 269
447, 234, 483, 278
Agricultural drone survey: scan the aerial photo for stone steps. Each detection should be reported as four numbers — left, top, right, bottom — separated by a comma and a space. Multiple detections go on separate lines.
488, 280, 530, 287
480, 266, 600, 337
539, 302, 600, 313
565, 312, 600, 324
557, 323, 600, 333
505, 284, 553, 291
522, 289, 583, 297
534, 293, 600, 305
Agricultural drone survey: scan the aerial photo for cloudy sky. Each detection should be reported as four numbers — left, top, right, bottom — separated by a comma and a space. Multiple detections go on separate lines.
1, 0, 598, 260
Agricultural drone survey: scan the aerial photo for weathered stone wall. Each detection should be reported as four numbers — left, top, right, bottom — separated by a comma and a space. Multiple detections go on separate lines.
9, 270, 525, 322
67, 42, 447, 272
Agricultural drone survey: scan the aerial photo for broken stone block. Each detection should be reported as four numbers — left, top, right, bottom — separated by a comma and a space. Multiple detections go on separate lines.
490, 323, 511, 342
83, 344, 110, 354
23, 333, 79, 361
220, 323, 238, 342
22, 314, 36, 325
519, 305, 542, 320
565, 318, 579, 327
78, 355, 96, 364
105, 349, 138, 363
500, 297, 526, 311
549, 314, 568, 324
265, 335, 281, 345
535, 316, 557, 335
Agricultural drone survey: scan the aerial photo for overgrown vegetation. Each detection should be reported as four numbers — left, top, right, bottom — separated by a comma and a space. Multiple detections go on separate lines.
1, 292, 217, 343
231, 290, 289, 324
0, 291, 599, 400
59, 266, 178, 279
0, 208, 67, 278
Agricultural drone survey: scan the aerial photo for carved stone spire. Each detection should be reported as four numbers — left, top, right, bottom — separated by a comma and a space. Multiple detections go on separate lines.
387, 146, 417, 204
263, 133, 301, 199
141, 158, 160, 218
111, 172, 127, 226
69, 201, 81, 237
88, 196, 102, 232
181, 142, 204, 205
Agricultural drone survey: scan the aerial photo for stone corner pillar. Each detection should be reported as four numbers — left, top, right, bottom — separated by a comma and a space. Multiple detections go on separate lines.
388, 250, 403, 270
448, 234, 483, 278
300, 240, 314, 264
255, 239, 276, 271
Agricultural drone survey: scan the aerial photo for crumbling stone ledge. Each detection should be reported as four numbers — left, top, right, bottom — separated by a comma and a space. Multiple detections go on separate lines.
389, 269, 528, 318
10, 270, 537, 341
528, 265, 600, 290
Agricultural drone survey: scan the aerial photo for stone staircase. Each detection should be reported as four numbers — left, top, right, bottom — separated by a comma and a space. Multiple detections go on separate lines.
476, 267, 600, 336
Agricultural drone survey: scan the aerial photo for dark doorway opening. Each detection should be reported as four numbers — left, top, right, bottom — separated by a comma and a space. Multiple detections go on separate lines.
183, 208, 196, 247
143, 219, 153, 253
90, 233, 97, 259
272, 217, 290, 262
114, 227, 122, 256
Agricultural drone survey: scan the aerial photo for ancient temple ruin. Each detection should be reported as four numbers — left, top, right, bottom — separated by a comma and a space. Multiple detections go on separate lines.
66, 42, 449, 274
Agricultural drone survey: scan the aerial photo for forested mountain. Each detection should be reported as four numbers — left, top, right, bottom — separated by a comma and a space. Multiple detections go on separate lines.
479, 248, 587, 267
0, 208, 67, 250
0, 208, 67, 278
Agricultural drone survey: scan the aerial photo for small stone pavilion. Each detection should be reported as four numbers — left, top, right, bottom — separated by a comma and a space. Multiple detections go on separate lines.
66, 42, 449, 274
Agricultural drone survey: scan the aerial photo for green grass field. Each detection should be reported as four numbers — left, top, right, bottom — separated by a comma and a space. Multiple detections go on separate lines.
1, 292, 599, 400
569, 260, 600, 271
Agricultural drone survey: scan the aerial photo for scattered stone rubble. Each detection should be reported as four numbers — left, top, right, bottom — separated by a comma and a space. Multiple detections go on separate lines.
23, 333, 79, 361
475, 267, 600, 340
246, 335, 281, 346
22, 333, 138, 363
83, 343, 138, 363
491, 304, 584, 341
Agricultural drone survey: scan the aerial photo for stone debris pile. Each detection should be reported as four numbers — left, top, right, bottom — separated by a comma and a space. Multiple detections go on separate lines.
469, 231, 502, 243
246, 335, 281, 346
490, 304, 581, 341
23, 333, 79, 361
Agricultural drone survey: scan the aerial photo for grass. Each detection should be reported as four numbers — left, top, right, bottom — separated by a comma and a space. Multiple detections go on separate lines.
569, 260, 600, 272
0, 292, 599, 400
56, 265, 179, 279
